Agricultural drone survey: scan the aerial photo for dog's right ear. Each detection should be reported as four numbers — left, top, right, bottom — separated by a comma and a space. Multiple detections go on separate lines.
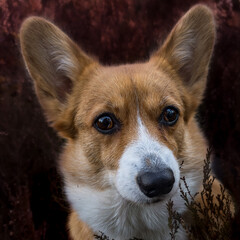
150, 5, 215, 111
20, 17, 94, 130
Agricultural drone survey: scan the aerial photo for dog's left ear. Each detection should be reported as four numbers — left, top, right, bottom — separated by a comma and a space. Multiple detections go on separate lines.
151, 5, 215, 105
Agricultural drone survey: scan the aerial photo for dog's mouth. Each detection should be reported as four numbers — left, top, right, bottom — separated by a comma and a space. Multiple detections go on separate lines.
143, 197, 165, 205
130, 190, 177, 206
132, 183, 179, 206
128, 196, 170, 206
116, 189, 168, 206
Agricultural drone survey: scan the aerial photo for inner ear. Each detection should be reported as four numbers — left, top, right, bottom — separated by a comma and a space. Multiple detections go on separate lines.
20, 17, 95, 126
150, 5, 215, 104
56, 75, 73, 102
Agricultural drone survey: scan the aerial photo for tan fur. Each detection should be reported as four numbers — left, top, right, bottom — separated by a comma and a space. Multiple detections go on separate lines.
68, 211, 93, 240
20, 5, 218, 240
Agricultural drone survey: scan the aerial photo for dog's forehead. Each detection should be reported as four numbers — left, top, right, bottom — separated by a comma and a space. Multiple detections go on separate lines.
76, 62, 183, 124
86, 62, 181, 104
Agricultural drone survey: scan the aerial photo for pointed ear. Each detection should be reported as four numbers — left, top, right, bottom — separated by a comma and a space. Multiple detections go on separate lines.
151, 5, 215, 104
20, 17, 94, 126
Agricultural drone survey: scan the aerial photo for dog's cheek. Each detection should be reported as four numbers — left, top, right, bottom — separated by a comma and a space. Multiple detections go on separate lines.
173, 122, 186, 158
77, 129, 123, 173
157, 120, 185, 159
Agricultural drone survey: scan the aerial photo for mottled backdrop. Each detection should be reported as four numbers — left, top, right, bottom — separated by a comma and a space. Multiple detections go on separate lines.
0, 0, 240, 239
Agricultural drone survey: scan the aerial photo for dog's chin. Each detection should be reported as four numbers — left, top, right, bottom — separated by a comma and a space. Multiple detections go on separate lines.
138, 194, 173, 205
117, 187, 179, 206
114, 180, 179, 206
139, 197, 166, 205
119, 193, 169, 206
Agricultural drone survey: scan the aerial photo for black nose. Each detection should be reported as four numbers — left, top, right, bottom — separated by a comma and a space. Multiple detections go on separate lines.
137, 168, 175, 198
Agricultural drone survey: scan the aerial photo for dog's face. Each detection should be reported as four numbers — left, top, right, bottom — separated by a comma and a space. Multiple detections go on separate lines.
63, 63, 185, 204
20, 4, 215, 216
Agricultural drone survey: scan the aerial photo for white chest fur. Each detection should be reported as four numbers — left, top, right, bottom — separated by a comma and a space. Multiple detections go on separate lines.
65, 183, 187, 240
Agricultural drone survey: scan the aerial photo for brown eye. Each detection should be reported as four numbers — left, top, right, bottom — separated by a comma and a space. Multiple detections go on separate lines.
96, 116, 113, 130
159, 106, 179, 126
94, 113, 120, 134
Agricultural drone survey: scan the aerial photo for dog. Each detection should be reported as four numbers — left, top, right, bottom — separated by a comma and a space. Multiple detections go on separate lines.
20, 4, 215, 240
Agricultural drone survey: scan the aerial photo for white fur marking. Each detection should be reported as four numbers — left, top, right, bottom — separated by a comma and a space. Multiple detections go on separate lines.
115, 116, 180, 203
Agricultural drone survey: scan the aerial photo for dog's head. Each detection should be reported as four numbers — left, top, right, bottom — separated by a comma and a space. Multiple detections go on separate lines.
20, 5, 215, 206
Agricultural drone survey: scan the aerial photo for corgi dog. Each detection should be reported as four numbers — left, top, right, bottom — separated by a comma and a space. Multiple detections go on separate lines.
20, 5, 215, 240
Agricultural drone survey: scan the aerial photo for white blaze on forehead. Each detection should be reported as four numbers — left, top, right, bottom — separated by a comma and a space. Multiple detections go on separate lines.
115, 116, 180, 202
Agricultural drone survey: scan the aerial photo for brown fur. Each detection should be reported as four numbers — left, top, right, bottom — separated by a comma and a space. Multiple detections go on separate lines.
68, 211, 93, 240
20, 5, 217, 240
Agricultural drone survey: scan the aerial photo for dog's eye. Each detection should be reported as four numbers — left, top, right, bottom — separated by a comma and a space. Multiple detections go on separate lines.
159, 106, 179, 126
94, 113, 120, 134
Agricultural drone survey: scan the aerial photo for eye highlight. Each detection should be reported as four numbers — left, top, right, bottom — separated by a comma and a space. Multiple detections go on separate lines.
159, 106, 179, 126
94, 113, 120, 134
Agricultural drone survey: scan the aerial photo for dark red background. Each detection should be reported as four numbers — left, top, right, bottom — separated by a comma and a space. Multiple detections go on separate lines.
0, 0, 240, 239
